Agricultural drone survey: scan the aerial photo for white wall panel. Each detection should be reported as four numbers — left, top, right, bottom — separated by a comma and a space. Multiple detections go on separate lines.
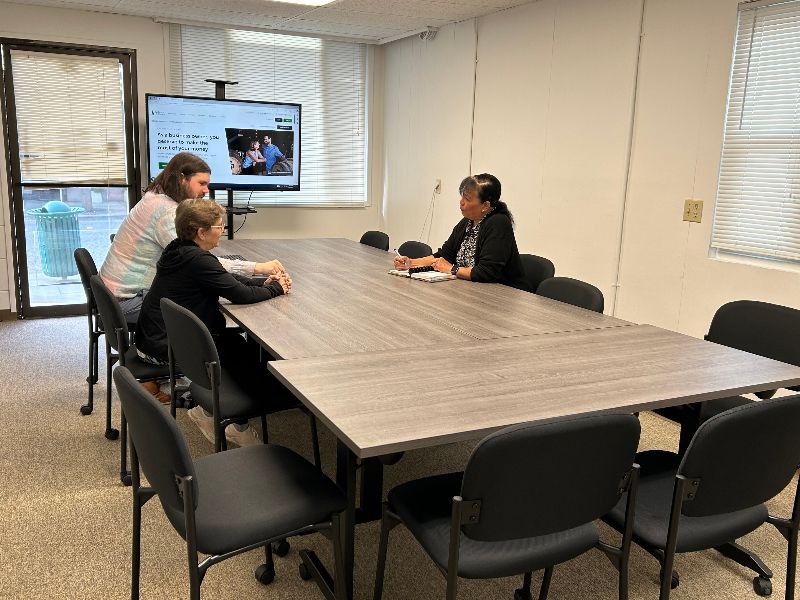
473, 0, 641, 305
381, 21, 476, 251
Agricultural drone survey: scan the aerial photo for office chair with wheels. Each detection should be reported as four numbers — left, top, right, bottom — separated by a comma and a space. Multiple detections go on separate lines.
374, 413, 641, 600
90, 275, 172, 485
655, 300, 800, 454
74, 248, 139, 419
519, 253, 555, 293
536, 276, 604, 312
161, 298, 321, 466
604, 395, 800, 600
74, 248, 104, 418
398, 240, 432, 259
113, 366, 347, 600
360, 230, 390, 251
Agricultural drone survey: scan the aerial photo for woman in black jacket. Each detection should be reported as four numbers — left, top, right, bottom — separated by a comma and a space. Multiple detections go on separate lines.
393, 174, 526, 290
135, 199, 289, 363
135, 198, 291, 447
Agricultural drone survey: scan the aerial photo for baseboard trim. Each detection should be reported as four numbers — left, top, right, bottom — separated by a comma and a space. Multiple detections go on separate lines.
0, 309, 15, 321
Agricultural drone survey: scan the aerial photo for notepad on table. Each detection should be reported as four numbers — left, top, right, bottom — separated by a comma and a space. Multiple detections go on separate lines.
387, 269, 456, 282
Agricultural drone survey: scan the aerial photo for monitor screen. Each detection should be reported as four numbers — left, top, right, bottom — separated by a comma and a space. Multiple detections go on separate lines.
146, 94, 301, 191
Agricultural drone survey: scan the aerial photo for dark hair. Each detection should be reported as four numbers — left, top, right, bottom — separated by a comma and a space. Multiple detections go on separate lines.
146, 152, 210, 201
459, 173, 514, 226
175, 199, 225, 241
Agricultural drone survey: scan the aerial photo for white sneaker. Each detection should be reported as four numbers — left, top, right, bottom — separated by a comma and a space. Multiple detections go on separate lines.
225, 423, 261, 447
187, 406, 217, 445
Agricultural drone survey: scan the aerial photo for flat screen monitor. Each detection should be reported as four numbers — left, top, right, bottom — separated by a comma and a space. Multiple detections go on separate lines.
146, 94, 300, 191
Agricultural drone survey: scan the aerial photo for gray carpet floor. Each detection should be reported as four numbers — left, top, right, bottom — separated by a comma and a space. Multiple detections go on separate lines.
0, 315, 797, 599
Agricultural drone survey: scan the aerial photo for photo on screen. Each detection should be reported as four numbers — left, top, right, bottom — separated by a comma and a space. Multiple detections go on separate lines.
226, 129, 294, 177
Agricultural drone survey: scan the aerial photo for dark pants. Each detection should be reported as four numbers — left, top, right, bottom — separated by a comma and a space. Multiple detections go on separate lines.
213, 329, 298, 413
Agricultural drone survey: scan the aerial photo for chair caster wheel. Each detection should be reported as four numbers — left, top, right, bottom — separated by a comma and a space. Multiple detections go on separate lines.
272, 539, 290, 557
671, 572, 679, 590
661, 569, 679, 589
120, 472, 132, 486
80, 404, 93, 416
255, 564, 275, 585
753, 576, 772, 596
105, 428, 119, 440
514, 589, 533, 600
298, 562, 313, 581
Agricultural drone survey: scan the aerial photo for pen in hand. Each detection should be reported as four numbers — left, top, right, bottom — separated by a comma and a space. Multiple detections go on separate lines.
393, 249, 410, 270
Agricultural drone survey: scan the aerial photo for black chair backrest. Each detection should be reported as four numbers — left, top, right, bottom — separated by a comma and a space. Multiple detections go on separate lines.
519, 253, 555, 293
537, 276, 604, 313
160, 298, 221, 391
360, 230, 390, 251
90, 275, 129, 353
460, 413, 640, 541
114, 366, 197, 516
74, 248, 98, 310
707, 300, 800, 367
398, 240, 432, 259
679, 394, 800, 517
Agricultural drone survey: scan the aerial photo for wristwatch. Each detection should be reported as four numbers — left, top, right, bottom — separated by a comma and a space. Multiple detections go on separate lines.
450, 264, 459, 276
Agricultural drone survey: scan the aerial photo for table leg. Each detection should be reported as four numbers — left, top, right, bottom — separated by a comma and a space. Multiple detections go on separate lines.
336, 440, 357, 600
359, 458, 383, 522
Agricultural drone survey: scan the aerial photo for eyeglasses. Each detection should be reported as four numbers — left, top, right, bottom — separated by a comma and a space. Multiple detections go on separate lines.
209, 224, 227, 231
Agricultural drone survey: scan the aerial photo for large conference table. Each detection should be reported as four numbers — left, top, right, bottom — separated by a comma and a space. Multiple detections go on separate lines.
217, 238, 800, 600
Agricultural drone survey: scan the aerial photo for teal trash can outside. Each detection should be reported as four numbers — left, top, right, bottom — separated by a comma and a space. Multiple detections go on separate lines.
26, 201, 85, 278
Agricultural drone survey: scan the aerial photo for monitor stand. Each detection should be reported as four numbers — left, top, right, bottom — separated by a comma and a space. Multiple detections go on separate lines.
204, 79, 256, 241
209, 189, 257, 240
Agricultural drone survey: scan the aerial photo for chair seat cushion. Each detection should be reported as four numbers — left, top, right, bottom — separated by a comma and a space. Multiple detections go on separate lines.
123, 347, 171, 381
190, 367, 297, 420
388, 472, 599, 579
166, 444, 346, 555
604, 451, 768, 553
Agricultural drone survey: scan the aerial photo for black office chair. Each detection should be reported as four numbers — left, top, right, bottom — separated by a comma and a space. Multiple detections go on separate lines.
374, 413, 641, 600
536, 276, 604, 312
74, 249, 139, 420
161, 298, 321, 465
113, 366, 347, 600
90, 275, 172, 485
360, 230, 390, 251
655, 300, 800, 454
398, 240, 432, 259
519, 253, 555, 293
604, 395, 800, 600
74, 248, 104, 419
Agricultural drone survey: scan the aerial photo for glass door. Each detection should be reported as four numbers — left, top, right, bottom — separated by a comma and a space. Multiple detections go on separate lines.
0, 40, 139, 317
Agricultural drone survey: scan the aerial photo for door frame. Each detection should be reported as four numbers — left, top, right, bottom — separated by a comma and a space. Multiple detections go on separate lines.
0, 38, 139, 318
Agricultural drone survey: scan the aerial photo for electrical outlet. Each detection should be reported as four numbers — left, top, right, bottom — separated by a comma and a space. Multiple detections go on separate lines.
683, 199, 703, 223
434, 179, 442, 195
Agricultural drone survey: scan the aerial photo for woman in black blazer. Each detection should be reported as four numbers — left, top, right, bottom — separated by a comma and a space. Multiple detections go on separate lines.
394, 174, 526, 290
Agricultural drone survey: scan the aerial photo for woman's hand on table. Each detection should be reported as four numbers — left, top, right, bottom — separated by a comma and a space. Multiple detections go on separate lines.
431, 257, 453, 273
266, 272, 292, 293
255, 259, 286, 276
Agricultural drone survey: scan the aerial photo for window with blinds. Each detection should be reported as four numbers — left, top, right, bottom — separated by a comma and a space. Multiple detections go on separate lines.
712, 0, 800, 262
10, 50, 128, 185
169, 25, 367, 206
